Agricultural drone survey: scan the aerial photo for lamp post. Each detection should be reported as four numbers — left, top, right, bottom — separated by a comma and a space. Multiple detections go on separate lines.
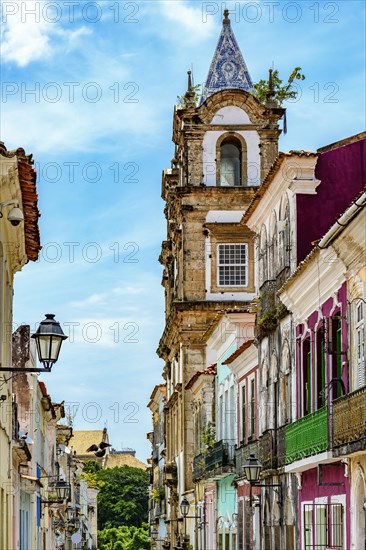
179, 497, 202, 549
180, 497, 190, 549
242, 454, 283, 550
151, 527, 158, 541
0, 314, 67, 373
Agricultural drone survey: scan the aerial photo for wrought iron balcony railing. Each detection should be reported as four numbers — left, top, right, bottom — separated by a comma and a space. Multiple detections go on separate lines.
235, 439, 260, 476
285, 407, 328, 464
259, 429, 278, 470
193, 453, 206, 482
205, 440, 236, 476
333, 385, 366, 449
276, 425, 286, 468
235, 430, 279, 476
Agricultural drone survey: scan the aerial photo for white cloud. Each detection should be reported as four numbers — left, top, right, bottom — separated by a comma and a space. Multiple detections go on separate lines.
155, 0, 216, 42
1, 12, 51, 66
70, 293, 107, 308
1, 0, 91, 66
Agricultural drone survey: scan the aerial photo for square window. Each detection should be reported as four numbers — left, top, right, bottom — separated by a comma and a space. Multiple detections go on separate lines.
217, 244, 247, 287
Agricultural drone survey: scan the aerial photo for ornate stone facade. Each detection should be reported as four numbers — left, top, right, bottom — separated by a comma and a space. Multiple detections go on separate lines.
157, 13, 284, 549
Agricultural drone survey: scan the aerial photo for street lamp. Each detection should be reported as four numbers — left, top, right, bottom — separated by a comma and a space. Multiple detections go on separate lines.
0, 314, 67, 373
72, 516, 81, 530
31, 314, 68, 371
179, 498, 203, 549
180, 497, 190, 518
65, 505, 74, 522
41, 480, 71, 508
242, 454, 262, 483
55, 481, 71, 502
242, 454, 283, 548
242, 454, 282, 502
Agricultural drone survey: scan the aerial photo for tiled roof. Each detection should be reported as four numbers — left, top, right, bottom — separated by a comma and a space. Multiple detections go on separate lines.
222, 339, 255, 365
242, 151, 317, 223
38, 381, 48, 396
185, 363, 217, 390
70, 429, 108, 457
0, 141, 41, 261
200, 12, 253, 104
317, 131, 366, 153
105, 453, 147, 470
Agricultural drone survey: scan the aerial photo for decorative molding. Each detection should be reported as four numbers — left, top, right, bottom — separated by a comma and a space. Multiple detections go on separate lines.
289, 178, 321, 195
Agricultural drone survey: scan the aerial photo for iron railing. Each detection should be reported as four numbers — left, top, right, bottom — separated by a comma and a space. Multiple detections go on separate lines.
276, 425, 286, 468
205, 440, 236, 475
235, 439, 260, 476
333, 385, 366, 448
259, 429, 277, 470
193, 453, 206, 481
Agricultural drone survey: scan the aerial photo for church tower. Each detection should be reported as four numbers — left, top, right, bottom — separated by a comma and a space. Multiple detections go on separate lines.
157, 11, 284, 548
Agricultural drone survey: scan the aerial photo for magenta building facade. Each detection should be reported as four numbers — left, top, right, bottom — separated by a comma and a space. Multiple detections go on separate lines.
291, 282, 351, 549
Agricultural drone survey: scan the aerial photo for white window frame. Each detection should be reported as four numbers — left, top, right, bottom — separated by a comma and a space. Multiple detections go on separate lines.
248, 375, 256, 438
356, 300, 365, 388
217, 243, 248, 287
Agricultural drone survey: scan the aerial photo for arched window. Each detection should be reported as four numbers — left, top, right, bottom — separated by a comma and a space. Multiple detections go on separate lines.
220, 141, 241, 186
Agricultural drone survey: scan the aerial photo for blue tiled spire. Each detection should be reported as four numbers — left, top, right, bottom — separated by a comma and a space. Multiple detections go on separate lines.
200, 10, 254, 104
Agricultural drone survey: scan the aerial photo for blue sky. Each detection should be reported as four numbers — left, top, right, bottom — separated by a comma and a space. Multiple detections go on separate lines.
1, 0, 365, 461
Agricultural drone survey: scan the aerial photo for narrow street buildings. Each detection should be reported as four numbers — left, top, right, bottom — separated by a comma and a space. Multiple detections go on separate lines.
149, 11, 366, 550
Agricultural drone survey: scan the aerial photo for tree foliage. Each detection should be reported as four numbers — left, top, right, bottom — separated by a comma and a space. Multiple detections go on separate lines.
97, 525, 150, 550
254, 67, 305, 105
83, 460, 102, 474
92, 466, 149, 530
91, 466, 150, 548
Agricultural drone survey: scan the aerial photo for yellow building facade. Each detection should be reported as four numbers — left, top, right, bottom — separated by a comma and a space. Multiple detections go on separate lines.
0, 142, 41, 550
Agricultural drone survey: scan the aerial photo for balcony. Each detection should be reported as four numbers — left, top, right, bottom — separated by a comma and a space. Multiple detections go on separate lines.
259, 430, 277, 470
193, 453, 206, 482
285, 407, 328, 464
235, 430, 282, 476
277, 425, 286, 468
163, 461, 177, 487
235, 439, 259, 476
205, 440, 235, 478
333, 385, 366, 454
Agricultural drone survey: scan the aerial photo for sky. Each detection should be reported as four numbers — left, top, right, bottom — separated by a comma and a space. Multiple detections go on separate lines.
1, 0, 365, 461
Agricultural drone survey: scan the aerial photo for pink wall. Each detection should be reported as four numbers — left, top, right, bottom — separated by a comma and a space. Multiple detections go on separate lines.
296, 136, 366, 263
299, 464, 350, 549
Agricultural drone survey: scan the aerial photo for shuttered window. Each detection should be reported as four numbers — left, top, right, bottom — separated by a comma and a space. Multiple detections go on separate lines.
356, 301, 365, 388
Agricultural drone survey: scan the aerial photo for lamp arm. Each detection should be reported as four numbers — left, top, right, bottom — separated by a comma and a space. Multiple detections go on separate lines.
0, 363, 52, 373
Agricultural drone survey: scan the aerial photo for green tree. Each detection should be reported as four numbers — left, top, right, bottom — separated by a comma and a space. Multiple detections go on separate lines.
254, 67, 305, 105
83, 460, 102, 473
93, 466, 149, 530
97, 524, 150, 550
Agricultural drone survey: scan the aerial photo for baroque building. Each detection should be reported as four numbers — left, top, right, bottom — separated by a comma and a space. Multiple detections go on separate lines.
150, 10, 366, 550
157, 11, 284, 549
